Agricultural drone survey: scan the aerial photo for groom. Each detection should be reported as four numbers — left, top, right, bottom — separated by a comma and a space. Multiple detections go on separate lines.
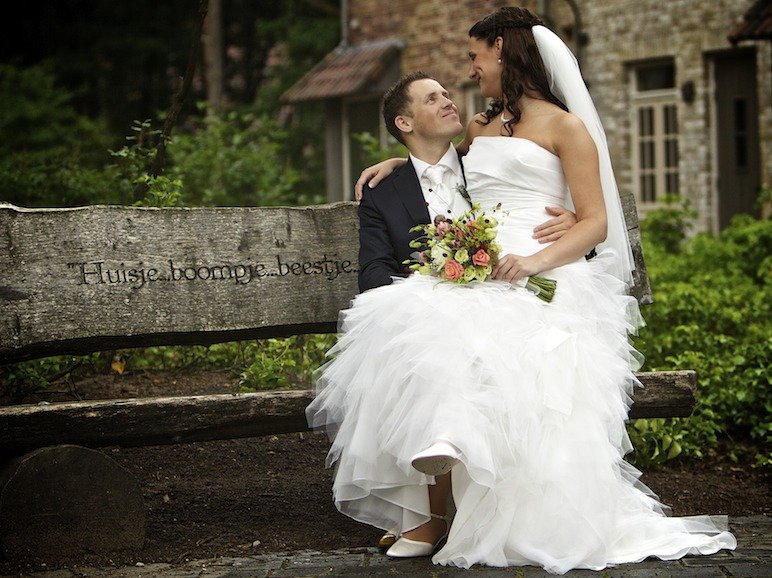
356, 71, 578, 548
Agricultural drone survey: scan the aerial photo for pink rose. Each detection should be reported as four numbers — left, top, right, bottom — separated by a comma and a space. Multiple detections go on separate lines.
444, 259, 464, 281
472, 249, 490, 266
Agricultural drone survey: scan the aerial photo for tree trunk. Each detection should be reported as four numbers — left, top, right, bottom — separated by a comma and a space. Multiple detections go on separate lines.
202, 0, 223, 110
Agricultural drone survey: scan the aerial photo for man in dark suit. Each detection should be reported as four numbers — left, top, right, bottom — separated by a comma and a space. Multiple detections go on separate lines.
355, 71, 578, 548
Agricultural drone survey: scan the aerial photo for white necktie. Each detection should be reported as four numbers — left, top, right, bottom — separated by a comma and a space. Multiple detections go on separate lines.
423, 165, 453, 210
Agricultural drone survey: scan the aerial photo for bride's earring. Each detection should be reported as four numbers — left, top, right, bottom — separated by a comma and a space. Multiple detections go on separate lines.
497, 58, 502, 64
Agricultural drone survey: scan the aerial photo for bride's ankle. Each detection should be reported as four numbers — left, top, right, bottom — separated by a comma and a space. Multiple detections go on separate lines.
404, 515, 447, 539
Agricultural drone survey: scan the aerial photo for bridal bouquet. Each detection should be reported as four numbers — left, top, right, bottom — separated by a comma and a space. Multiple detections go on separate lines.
404, 203, 557, 302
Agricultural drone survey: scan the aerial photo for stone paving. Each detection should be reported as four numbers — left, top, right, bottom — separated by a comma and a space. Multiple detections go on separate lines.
10, 516, 769, 578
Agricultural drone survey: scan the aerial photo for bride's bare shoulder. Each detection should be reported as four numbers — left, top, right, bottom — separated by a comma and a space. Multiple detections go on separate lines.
549, 110, 597, 156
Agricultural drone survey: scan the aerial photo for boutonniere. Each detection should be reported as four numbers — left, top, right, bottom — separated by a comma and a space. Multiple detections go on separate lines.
455, 183, 471, 203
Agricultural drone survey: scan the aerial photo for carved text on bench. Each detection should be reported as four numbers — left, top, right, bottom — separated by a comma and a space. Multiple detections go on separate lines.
67, 255, 358, 288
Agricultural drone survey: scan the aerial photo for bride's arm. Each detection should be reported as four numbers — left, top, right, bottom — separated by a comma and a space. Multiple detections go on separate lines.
455, 114, 486, 156
492, 113, 607, 282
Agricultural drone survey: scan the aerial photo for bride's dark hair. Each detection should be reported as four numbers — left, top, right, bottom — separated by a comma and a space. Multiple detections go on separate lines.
468, 6, 567, 135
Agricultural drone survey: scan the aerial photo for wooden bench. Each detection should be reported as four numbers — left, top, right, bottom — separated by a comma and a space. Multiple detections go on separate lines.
0, 200, 695, 557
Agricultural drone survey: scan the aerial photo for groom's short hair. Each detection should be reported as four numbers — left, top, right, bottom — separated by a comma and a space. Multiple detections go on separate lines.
382, 71, 433, 145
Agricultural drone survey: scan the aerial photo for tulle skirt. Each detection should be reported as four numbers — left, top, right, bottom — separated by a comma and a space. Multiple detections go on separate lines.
305, 251, 736, 574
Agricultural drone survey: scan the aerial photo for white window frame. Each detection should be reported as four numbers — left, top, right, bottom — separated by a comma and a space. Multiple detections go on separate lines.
629, 62, 680, 206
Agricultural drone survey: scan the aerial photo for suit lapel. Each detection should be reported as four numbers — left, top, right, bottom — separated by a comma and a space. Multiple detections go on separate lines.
393, 159, 430, 225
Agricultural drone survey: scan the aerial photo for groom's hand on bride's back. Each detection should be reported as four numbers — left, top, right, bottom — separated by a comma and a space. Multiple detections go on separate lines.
533, 206, 596, 260
532, 206, 577, 243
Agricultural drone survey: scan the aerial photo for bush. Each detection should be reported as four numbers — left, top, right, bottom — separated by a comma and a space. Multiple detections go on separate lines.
639, 193, 697, 253
630, 211, 771, 468
166, 107, 305, 207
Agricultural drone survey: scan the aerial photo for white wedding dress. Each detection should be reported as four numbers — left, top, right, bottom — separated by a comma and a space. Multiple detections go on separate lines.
306, 137, 736, 574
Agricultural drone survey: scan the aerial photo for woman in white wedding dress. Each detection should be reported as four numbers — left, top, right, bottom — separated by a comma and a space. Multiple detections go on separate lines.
306, 7, 736, 574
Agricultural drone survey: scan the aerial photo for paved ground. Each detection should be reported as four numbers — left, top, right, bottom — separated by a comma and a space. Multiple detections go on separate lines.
10, 516, 769, 577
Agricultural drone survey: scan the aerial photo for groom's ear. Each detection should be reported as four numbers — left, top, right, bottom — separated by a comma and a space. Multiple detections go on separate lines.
394, 114, 413, 137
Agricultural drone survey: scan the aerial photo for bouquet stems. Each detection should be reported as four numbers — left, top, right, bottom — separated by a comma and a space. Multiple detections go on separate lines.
525, 275, 557, 303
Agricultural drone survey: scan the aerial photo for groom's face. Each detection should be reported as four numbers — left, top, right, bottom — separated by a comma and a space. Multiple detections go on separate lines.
401, 79, 464, 142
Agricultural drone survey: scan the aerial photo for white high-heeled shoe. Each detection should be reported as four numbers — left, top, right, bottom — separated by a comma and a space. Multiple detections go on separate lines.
385, 513, 450, 558
410, 441, 460, 476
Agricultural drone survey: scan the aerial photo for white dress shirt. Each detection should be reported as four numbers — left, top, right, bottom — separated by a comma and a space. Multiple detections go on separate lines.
410, 145, 470, 221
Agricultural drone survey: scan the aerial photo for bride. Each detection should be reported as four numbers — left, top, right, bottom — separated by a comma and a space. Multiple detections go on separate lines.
306, 6, 736, 574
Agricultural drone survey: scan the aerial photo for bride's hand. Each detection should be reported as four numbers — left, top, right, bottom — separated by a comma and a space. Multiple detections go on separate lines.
491, 254, 542, 283
354, 158, 407, 202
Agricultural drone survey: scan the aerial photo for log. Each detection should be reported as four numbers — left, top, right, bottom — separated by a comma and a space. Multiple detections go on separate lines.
0, 445, 145, 558
628, 370, 697, 418
0, 200, 652, 363
0, 370, 696, 457
0, 203, 360, 363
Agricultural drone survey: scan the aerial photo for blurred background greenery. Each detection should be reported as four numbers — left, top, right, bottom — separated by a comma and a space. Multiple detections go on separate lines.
0, 0, 339, 208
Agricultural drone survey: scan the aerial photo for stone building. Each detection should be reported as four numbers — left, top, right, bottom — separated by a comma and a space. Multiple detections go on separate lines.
283, 0, 770, 232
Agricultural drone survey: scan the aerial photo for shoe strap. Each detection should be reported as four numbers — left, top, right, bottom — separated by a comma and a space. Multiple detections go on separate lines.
430, 512, 452, 523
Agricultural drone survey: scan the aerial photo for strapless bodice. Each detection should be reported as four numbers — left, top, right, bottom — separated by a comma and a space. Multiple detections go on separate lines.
464, 137, 569, 256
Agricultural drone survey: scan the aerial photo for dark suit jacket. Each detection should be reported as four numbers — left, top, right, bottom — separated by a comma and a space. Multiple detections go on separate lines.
357, 159, 432, 292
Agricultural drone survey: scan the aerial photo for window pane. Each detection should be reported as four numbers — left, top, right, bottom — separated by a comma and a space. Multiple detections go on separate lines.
639, 107, 654, 136
664, 105, 678, 134
666, 172, 679, 195
665, 138, 679, 167
641, 174, 656, 203
636, 63, 675, 91
640, 141, 655, 169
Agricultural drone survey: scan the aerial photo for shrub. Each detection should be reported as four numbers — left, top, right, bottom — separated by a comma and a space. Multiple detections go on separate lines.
630, 211, 771, 468
639, 193, 697, 254
166, 107, 304, 207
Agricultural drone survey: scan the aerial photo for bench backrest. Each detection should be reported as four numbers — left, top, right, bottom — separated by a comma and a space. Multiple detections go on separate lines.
0, 197, 650, 364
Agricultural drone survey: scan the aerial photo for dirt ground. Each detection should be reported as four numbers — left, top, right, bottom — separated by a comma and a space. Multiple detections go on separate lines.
1, 369, 769, 576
